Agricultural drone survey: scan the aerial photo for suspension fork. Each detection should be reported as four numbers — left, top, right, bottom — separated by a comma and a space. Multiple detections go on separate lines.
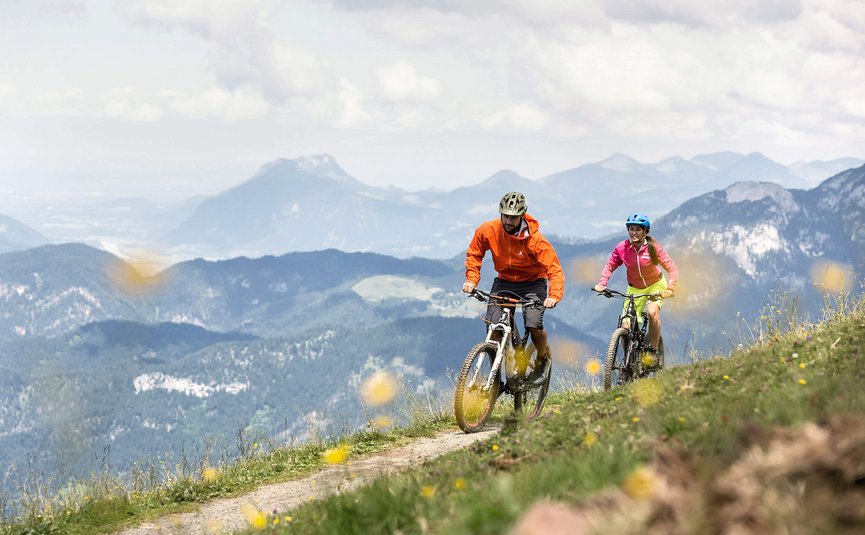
472, 312, 512, 391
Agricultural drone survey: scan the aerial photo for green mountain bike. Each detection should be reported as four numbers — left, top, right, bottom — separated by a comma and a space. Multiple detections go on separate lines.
593, 288, 665, 390
454, 289, 552, 433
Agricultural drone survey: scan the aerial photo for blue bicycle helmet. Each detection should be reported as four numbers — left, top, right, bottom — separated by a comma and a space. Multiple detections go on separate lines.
625, 213, 650, 231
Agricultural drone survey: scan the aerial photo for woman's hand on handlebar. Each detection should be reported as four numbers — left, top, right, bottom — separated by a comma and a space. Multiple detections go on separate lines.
593, 284, 606, 293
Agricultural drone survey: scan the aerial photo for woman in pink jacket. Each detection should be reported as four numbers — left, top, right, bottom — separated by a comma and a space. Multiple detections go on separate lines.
594, 213, 678, 363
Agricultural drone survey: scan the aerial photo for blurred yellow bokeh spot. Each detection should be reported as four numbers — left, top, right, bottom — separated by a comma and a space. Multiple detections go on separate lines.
633, 378, 662, 407
370, 415, 393, 429
622, 466, 656, 500
810, 261, 853, 294
107, 249, 170, 294
566, 256, 605, 285
360, 371, 399, 407
550, 337, 588, 368
240, 503, 268, 529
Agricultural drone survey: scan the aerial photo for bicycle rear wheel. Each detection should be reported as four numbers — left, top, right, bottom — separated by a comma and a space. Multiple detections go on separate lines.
455, 342, 501, 433
604, 327, 630, 390
513, 345, 551, 420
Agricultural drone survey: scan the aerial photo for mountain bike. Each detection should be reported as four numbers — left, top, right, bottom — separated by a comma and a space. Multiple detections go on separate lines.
454, 289, 552, 433
592, 288, 666, 390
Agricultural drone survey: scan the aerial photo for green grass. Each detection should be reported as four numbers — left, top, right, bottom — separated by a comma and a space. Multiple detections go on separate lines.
0, 411, 451, 535
235, 292, 865, 534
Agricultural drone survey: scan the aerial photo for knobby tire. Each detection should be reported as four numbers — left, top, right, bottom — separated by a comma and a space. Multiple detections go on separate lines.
512, 343, 550, 420
604, 327, 630, 390
455, 342, 500, 433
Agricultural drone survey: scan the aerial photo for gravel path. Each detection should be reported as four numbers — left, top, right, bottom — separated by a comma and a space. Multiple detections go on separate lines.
117, 427, 498, 535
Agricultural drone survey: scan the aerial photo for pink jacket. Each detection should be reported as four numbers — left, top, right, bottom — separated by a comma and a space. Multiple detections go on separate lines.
598, 239, 678, 291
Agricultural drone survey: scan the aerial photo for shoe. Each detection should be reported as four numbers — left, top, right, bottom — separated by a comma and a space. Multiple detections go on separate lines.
526, 356, 551, 386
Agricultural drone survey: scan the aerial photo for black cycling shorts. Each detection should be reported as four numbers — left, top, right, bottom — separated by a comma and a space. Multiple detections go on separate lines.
485, 277, 548, 330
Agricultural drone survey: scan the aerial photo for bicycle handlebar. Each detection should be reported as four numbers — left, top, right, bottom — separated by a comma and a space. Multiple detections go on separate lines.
469, 288, 544, 308
591, 287, 664, 300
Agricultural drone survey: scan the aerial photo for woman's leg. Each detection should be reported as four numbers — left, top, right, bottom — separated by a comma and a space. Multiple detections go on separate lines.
646, 301, 661, 350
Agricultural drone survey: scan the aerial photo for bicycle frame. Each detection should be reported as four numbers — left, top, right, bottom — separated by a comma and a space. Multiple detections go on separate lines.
469, 290, 534, 391
619, 295, 650, 346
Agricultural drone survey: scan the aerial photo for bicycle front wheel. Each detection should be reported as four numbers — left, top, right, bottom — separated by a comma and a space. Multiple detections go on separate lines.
513, 344, 551, 420
604, 327, 630, 390
455, 342, 501, 433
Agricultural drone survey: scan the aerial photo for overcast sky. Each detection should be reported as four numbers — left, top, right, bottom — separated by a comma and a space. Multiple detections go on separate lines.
1, 0, 864, 201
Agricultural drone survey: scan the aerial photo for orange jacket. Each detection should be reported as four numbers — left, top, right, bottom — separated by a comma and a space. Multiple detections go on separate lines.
465, 214, 565, 301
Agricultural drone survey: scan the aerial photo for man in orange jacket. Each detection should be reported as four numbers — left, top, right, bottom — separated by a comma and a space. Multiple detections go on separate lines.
462, 191, 564, 385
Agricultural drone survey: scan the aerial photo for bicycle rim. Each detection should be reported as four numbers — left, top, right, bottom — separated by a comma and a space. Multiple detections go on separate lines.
604, 328, 630, 390
454, 342, 500, 433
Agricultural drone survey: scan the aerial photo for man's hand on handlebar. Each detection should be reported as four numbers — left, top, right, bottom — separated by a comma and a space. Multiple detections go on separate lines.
544, 297, 557, 309
462, 282, 476, 294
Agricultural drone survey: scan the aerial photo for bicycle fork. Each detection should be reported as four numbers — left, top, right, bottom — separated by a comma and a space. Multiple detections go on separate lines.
468, 317, 512, 392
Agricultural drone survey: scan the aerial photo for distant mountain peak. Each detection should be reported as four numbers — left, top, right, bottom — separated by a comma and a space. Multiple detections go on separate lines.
483, 169, 527, 185
725, 181, 797, 211
740, 152, 774, 164
254, 154, 356, 184
295, 154, 355, 183
600, 153, 640, 172
690, 151, 746, 171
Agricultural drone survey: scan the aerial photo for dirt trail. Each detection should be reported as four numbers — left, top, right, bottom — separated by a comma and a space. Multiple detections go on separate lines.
118, 427, 497, 535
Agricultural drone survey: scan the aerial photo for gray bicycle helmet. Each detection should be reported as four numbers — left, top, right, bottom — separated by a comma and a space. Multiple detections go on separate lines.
499, 192, 527, 216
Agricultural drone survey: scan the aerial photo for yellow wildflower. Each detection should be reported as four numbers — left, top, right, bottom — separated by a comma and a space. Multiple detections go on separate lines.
454, 478, 467, 490
241, 504, 268, 530
202, 467, 219, 483
798, 378, 808, 385
584, 359, 602, 376
420, 485, 436, 498
491, 444, 499, 452
583, 431, 598, 446
323, 444, 350, 465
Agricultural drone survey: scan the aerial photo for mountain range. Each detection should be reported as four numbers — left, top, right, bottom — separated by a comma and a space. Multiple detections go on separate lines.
1, 152, 860, 260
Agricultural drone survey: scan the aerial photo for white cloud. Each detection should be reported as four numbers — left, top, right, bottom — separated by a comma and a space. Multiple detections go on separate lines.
483, 102, 549, 131
376, 61, 441, 101
122, 0, 325, 103
335, 78, 374, 127
166, 87, 269, 121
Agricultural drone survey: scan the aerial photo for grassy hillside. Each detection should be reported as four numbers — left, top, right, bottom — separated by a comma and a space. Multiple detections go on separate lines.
244, 291, 865, 534
2, 291, 863, 534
